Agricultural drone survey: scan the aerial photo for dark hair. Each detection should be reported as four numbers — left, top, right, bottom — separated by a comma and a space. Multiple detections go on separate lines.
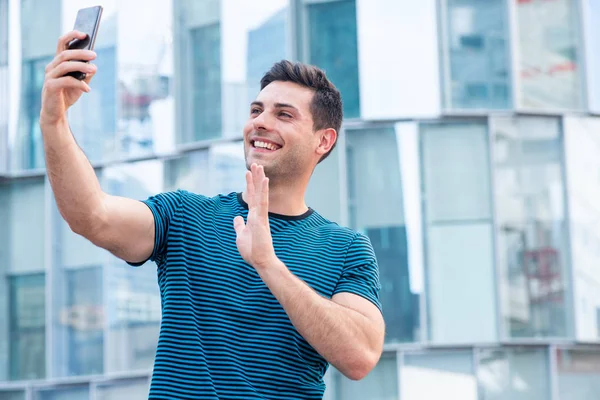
260, 60, 343, 163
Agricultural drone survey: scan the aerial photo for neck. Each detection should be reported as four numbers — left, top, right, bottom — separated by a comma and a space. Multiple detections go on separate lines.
243, 176, 310, 216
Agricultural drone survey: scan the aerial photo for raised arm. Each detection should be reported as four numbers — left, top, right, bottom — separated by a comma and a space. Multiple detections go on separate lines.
40, 31, 155, 264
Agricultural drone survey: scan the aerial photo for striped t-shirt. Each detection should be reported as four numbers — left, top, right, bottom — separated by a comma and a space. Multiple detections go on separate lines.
131, 190, 382, 399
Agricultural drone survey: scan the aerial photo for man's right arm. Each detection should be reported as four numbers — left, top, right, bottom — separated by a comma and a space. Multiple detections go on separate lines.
40, 31, 155, 264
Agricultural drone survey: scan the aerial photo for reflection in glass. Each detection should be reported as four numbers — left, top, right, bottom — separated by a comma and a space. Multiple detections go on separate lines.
516, 0, 583, 109
175, 0, 290, 144
96, 378, 150, 400
493, 117, 569, 338
347, 128, 419, 343
15, 0, 61, 171
102, 161, 164, 373
9, 274, 46, 381
116, 0, 175, 157
442, 0, 511, 109
307, 0, 360, 118
329, 353, 398, 400
0, 392, 26, 400
402, 351, 476, 400
562, 117, 600, 341
557, 348, 600, 399
478, 347, 550, 400
421, 122, 497, 343
165, 142, 246, 196
34, 386, 89, 400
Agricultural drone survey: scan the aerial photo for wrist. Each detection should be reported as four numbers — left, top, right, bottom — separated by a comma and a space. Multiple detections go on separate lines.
254, 255, 285, 273
39, 112, 68, 130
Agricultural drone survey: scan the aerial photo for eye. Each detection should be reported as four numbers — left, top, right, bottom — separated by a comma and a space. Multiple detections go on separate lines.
279, 112, 292, 118
250, 107, 262, 115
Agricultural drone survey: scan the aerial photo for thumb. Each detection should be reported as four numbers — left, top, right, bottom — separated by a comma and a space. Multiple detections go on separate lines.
233, 216, 245, 235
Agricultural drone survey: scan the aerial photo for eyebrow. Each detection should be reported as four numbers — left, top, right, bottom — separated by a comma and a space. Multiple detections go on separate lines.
250, 101, 299, 112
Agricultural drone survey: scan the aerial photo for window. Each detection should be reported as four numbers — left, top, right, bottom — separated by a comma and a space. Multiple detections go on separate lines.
557, 348, 600, 399
0, 0, 7, 66
13, 0, 61, 171
478, 347, 551, 400
346, 127, 421, 343
441, 0, 512, 109
0, 392, 26, 400
421, 122, 497, 343
96, 378, 150, 400
562, 116, 600, 341
402, 351, 477, 400
493, 117, 570, 338
34, 386, 89, 400
175, 0, 291, 144
9, 274, 46, 381
305, 146, 342, 224
306, 0, 360, 118
101, 160, 164, 373
164, 142, 245, 196
585, 0, 600, 112
327, 353, 398, 400
516, 0, 583, 109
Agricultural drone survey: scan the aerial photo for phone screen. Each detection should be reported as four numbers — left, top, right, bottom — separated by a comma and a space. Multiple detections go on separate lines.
68, 6, 102, 50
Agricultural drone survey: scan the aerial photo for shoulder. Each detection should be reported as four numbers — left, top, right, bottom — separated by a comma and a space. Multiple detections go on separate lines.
303, 213, 373, 255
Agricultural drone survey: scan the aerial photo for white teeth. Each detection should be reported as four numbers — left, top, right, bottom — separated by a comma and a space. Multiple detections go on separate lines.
254, 141, 279, 151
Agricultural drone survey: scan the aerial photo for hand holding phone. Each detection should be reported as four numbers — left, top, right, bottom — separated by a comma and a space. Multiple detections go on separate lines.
65, 6, 103, 80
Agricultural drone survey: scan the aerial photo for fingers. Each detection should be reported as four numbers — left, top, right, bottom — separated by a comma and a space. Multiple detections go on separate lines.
46, 49, 96, 73
56, 30, 88, 54
47, 60, 97, 80
44, 76, 91, 94
249, 163, 269, 220
233, 216, 245, 235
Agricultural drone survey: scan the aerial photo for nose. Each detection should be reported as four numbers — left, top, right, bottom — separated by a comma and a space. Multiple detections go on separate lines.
252, 110, 274, 132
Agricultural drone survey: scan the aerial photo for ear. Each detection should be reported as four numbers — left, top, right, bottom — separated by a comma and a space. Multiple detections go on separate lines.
315, 128, 337, 157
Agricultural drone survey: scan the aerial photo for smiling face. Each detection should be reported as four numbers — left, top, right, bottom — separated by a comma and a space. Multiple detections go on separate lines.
243, 80, 330, 182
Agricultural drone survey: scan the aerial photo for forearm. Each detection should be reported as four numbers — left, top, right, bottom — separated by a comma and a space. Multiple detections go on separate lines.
257, 259, 382, 380
41, 117, 106, 234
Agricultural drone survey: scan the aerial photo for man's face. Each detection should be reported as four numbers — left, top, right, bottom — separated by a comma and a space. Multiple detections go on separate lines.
243, 81, 319, 181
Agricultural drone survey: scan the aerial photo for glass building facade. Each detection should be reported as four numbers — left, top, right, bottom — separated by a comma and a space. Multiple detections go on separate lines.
2, 0, 600, 399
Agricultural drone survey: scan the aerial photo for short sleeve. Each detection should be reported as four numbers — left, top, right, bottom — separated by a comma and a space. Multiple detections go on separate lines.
127, 190, 184, 267
333, 233, 383, 313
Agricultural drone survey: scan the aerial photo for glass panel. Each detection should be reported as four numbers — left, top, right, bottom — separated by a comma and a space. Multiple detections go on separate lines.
96, 378, 150, 400
9, 274, 46, 381
102, 160, 164, 373
14, 0, 61, 171
175, 0, 290, 144
443, 0, 511, 109
563, 117, 600, 341
493, 117, 570, 338
165, 142, 246, 196
421, 122, 497, 343
346, 127, 421, 343
478, 347, 550, 400
35, 386, 89, 400
586, 1, 600, 112
402, 351, 476, 400
0, 0, 7, 65
0, 66, 8, 174
306, 0, 360, 118
305, 148, 341, 224
557, 348, 600, 399
327, 353, 398, 400
0, 178, 46, 274
0, 392, 26, 400
516, 0, 583, 109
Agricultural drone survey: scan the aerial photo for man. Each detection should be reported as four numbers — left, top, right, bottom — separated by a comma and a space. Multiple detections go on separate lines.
41, 30, 385, 399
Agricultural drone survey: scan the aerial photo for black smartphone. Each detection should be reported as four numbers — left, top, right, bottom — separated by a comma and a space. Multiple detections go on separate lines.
66, 5, 103, 80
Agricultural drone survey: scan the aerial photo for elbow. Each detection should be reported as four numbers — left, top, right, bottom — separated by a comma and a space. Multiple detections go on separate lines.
342, 348, 381, 381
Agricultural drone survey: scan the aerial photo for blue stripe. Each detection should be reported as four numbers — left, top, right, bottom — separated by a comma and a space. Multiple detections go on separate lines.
129, 191, 381, 399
